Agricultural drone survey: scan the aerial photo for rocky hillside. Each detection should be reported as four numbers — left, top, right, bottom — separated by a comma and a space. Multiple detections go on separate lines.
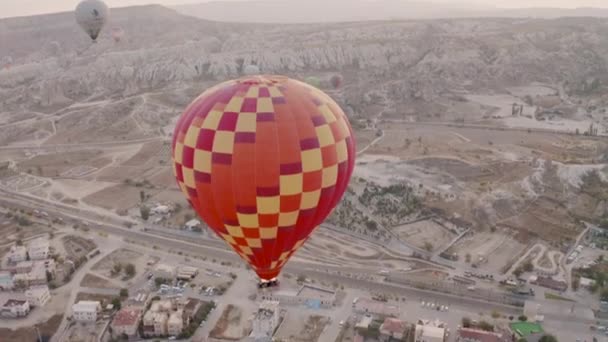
2, 7, 608, 121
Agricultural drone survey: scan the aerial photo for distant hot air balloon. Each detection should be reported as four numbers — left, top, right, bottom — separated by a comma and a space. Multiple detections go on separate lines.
172, 75, 356, 285
111, 27, 124, 42
305, 76, 321, 88
330, 74, 343, 89
2, 56, 13, 70
243, 64, 260, 76
75, 0, 109, 42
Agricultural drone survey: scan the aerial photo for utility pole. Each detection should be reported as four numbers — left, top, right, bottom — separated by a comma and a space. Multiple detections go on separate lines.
35, 325, 42, 342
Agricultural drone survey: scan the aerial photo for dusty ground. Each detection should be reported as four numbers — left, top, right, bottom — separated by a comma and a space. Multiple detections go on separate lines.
0, 314, 63, 341
80, 273, 119, 289
91, 248, 145, 285
209, 304, 250, 340
16, 150, 109, 178
62, 235, 97, 260
392, 220, 456, 252
0, 219, 53, 246
447, 229, 528, 273
275, 313, 330, 342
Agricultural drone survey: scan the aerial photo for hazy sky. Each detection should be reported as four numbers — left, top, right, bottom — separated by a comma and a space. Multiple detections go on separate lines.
1, 0, 607, 18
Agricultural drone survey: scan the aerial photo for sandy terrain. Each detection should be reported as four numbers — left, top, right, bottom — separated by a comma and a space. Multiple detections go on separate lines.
392, 220, 456, 252
447, 230, 528, 273
210, 304, 251, 340
275, 313, 330, 342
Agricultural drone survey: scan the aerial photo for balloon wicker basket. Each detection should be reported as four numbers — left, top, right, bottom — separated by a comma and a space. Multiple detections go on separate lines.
257, 278, 280, 289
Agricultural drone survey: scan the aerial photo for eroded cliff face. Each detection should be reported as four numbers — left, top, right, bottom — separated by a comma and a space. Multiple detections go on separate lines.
2, 8, 608, 114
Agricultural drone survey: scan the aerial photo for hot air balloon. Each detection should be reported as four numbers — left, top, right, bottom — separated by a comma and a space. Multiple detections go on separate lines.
2, 56, 13, 70
172, 75, 356, 286
330, 74, 343, 89
75, 0, 109, 42
111, 27, 124, 42
243, 64, 260, 76
305, 76, 321, 88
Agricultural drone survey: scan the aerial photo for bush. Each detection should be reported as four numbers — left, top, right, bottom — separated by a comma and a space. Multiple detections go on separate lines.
120, 288, 129, 298
518, 315, 528, 322
478, 321, 494, 332
462, 317, 472, 328
125, 263, 136, 277
111, 298, 122, 310
539, 335, 558, 342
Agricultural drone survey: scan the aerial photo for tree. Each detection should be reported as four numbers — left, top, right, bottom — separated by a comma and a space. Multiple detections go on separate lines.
46, 270, 53, 282
518, 315, 528, 322
125, 263, 136, 277
119, 288, 128, 298
111, 297, 122, 310
296, 274, 306, 284
423, 242, 433, 252
478, 321, 494, 332
523, 261, 534, 272
465, 253, 472, 263
572, 276, 580, 291
539, 335, 558, 342
491, 310, 501, 319
140, 206, 150, 221
15, 239, 23, 246
140, 190, 145, 203
112, 263, 122, 275
462, 317, 472, 328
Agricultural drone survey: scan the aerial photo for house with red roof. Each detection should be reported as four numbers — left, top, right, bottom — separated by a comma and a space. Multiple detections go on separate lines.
111, 307, 143, 338
380, 317, 409, 341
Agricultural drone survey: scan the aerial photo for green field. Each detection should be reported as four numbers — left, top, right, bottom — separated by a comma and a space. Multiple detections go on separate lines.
544, 292, 575, 302
510, 322, 544, 337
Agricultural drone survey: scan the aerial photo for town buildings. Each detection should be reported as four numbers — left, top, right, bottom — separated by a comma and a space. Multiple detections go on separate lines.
111, 307, 143, 338
1, 299, 30, 318
25, 285, 51, 307
72, 301, 101, 322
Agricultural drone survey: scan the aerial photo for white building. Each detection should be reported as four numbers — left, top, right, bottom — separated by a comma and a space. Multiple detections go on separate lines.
72, 301, 101, 322
177, 266, 198, 280
0, 272, 14, 291
27, 237, 50, 260
143, 311, 169, 337
1, 299, 30, 318
580, 277, 595, 289
415, 323, 446, 342
184, 219, 200, 230
249, 301, 280, 340
25, 285, 51, 307
12, 259, 55, 286
154, 263, 176, 279
168, 310, 184, 336
7, 245, 27, 263
151, 205, 171, 215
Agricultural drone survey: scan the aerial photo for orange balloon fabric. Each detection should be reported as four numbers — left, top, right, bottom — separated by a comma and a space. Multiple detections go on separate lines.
172, 75, 356, 280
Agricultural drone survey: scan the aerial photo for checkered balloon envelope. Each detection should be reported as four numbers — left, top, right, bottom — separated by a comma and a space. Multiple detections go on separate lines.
172, 75, 356, 281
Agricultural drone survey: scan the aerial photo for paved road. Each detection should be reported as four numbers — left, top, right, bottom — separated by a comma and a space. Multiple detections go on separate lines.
50, 249, 113, 342
3, 188, 606, 329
